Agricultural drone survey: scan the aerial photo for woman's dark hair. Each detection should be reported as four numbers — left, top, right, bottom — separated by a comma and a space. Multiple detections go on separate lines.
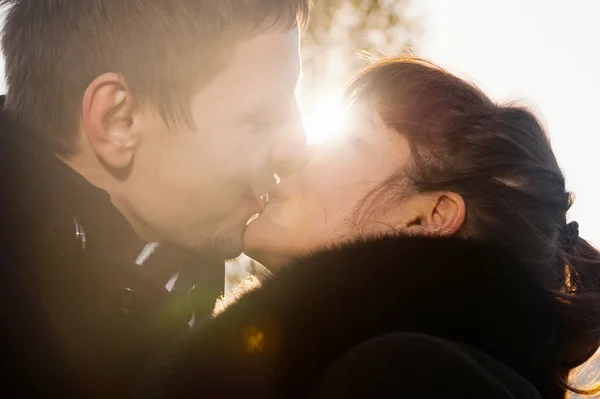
346, 56, 600, 397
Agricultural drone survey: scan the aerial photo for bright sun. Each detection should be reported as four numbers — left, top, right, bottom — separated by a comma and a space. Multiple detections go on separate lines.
300, 89, 346, 145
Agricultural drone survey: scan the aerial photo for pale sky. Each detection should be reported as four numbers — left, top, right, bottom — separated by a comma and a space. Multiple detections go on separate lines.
416, 0, 600, 247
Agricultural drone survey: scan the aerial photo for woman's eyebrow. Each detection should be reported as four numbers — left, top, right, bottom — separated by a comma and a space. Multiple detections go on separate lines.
367, 115, 377, 128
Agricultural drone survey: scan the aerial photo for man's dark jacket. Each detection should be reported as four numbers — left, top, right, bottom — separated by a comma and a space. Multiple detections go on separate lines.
0, 98, 224, 398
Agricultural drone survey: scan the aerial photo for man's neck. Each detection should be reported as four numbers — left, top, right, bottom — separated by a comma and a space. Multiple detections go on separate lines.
63, 151, 155, 243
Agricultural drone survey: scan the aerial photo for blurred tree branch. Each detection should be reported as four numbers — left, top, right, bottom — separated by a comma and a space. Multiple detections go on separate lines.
301, 0, 421, 93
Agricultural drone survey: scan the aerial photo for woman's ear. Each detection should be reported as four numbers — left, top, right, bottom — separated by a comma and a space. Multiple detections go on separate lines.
81, 72, 140, 170
403, 192, 466, 237
428, 192, 466, 236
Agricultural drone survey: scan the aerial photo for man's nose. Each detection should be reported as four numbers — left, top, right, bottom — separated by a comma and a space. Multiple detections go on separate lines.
271, 116, 309, 178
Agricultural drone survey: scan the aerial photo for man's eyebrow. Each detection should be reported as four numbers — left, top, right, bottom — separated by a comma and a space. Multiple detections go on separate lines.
235, 100, 279, 123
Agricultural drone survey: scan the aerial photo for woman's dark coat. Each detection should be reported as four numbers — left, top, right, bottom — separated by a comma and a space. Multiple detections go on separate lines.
140, 235, 565, 398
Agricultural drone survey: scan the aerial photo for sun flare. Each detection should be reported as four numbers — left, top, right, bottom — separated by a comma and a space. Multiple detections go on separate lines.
300, 90, 346, 145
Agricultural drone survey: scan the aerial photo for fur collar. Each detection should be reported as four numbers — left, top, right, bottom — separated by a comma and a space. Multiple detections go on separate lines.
142, 236, 562, 398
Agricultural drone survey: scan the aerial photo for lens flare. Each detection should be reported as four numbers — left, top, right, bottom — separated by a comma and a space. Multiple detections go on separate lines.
301, 90, 346, 145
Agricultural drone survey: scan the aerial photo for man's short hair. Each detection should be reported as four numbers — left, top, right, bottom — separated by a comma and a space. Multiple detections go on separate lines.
0, 0, 310, 156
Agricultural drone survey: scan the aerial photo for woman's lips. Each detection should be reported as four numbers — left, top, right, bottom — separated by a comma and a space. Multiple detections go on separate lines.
263, 187, 290, 209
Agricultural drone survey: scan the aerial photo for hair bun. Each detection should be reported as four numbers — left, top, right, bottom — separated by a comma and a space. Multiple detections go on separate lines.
562, 221, 580, 249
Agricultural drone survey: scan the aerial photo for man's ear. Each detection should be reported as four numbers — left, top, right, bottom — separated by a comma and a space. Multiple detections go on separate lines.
404, 192, 466, 237
81, 73, 140, 170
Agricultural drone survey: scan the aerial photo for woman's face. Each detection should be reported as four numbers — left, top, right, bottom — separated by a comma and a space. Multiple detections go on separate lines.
243, 104, 414, 267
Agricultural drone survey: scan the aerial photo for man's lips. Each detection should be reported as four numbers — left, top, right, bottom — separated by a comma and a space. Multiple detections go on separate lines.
256, 193, 270, 212
251, 186, 289, 213
248, 173, 290, 213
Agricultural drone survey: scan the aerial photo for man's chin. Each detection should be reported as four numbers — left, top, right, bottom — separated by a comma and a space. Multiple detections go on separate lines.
168, 229, 244, 263
205, 237, 244, 263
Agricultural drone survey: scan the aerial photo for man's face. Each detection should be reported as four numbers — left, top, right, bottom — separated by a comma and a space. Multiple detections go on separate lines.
118, 25, 306, 260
